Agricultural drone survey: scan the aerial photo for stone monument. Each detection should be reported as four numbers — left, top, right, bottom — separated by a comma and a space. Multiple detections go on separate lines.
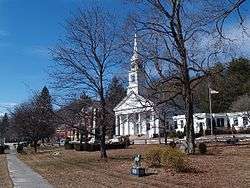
131, 154, 145, 177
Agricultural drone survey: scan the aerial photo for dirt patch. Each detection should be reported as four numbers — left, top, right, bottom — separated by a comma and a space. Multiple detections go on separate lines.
18, 144, 250, 188
0, 154, 13, 188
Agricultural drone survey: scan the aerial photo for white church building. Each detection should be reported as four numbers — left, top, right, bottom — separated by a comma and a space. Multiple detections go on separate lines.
113, 35, 250, 139
114, 35, 161, 138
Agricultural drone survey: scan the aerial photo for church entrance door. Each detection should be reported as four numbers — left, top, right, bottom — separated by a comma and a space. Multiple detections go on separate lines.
134, 123, 139, 135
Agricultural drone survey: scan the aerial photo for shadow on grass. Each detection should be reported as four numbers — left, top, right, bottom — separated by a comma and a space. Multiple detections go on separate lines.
109, 156, 131, 161
144, 172, 158, 176
180, 166, 204, 174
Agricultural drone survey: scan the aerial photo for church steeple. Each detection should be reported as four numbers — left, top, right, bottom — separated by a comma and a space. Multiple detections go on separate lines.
131, 33, 139, 62
127, 34, 144, 95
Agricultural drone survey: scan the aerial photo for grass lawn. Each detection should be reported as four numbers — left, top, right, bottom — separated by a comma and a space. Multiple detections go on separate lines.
18, 144, 250, 188
0, 154, 13, 188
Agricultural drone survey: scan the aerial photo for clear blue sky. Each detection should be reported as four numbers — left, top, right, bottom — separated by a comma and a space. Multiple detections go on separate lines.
0, 0, 249, 113
0, 0, 129, 113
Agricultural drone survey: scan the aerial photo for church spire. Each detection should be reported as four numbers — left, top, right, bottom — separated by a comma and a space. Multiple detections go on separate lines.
131, 33, 139, 63
127, 33, 144, 95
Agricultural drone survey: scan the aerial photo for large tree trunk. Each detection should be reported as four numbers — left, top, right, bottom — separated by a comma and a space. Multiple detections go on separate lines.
185, 84, 195, 154
100, 127, 107, 158
34, 140, 38, 153
99, 97, 108, 159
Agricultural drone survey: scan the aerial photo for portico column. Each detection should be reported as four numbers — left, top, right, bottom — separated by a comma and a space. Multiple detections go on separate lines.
138, 113, 141, 134
127, 114, 130, 135
115, 115, 119, 136
153, 114, 156, 134
120, 116, 124, 135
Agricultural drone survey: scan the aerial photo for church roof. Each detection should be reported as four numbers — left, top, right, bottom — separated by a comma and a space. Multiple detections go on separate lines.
113, 90, 154, 112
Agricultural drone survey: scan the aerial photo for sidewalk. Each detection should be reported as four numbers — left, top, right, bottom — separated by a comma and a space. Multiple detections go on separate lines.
6, 146, 52, 188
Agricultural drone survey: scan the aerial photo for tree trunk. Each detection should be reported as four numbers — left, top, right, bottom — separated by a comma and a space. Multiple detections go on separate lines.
99, 85, 108, 158
164, 129, 168, 145
100, 125, 107, 158
34, 140, 38, 153
185, 86, 195, 154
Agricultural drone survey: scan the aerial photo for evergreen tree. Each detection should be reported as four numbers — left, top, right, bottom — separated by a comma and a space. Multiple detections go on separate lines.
35, 86, 55, 142
12, 86, 55, 152
105, 77, 126, 137
195, 58, 250, 113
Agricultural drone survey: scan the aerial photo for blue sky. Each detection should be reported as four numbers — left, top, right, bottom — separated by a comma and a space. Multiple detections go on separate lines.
0, 0, 129, 113
0, 0, 249, 113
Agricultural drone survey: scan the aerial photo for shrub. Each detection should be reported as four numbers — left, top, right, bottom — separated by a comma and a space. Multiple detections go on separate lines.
64, 137, 74, 150
74, 143, 85, 151
169, 141, 176, 148
195, 132, 203, 138
4, 145, 10, 150
0, 146, 4, 154
198, 143, 207, 154
64, 143, 74, 150
176, 131, 185, 139
65, 137, 71, 144
145, 147, 188, 172
144, 147, 164, 167
17, 144, 24, 153
168, 132, 177, 139
120, 136, 130, 148
205, 128, 237, 135
238, 128, 250, 134
161, 147, 187, 172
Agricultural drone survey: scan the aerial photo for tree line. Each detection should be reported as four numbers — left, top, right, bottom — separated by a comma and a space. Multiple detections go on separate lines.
195, 58, 250, 113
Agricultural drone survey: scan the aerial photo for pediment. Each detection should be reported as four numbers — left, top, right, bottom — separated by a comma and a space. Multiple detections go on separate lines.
114, 91, 153, 112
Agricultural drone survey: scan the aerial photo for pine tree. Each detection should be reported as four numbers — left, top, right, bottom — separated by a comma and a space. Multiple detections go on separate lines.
35, 86, 55, 141
195, 58, 250, 113
105, 77, 126, 138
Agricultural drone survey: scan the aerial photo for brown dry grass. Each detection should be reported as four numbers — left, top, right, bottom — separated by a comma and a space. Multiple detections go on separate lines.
0, 154, 13, 188
18, 144, 250, 188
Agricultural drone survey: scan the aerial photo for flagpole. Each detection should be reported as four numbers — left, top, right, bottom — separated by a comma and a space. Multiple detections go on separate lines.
208, 87, 213, 136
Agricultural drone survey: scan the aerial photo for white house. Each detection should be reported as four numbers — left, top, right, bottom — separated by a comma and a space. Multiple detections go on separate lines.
227, 112, 250, 130
114, 35, 161, 138
173, 112, 250, 134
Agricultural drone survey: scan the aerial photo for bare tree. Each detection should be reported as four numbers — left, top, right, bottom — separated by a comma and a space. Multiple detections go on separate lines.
123, 0, 248, 153
12, 88, 55, 153
54, 95, 96, 145
0, 114, 8, 147
50, 7, 121, 158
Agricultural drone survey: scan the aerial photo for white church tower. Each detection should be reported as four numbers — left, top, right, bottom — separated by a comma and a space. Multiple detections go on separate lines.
114, 34, 160, 139
127, 34, 144, 95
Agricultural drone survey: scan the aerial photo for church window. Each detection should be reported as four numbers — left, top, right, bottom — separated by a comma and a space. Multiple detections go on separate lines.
146, 113, 151, 121
233, 117, 238, 126
131, 63, 136, 70
135, 113, 139, 121
146, 123, 150, 130
174, 121, 178, 129
131, 74, 135, 82
243, 117, 248, 126
180, 120, 184, 128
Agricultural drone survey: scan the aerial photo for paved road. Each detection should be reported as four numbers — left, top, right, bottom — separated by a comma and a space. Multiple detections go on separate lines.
6, 145, 53, 188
